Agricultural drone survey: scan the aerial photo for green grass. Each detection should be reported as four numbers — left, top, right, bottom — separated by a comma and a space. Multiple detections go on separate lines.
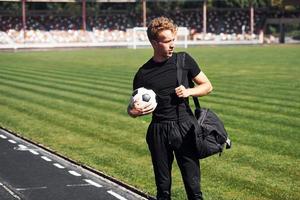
0, 45, 299, 200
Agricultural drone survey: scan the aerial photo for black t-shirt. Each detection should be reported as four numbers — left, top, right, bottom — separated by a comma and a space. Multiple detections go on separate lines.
133, 52, 201, 122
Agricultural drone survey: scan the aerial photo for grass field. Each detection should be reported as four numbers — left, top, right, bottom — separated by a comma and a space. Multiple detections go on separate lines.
0, 45, 299, 200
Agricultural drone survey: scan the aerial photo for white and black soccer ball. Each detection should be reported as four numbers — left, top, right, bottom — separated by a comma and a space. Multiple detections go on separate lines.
130, 87, 157, 111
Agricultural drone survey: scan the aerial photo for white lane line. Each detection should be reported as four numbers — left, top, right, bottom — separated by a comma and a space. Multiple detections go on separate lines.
18, 144, 27, 149
53, 163, 65, 169
16, 186, 47, 191
29, 149, 39, 155
66, 183, 90, 187
41, 156, 52, 162
0, 182, 21, 200
8, 139, 16, 144
0, 134, 7, 139
107, 190, 128, 200
68, 170, 81, 177
84, 179, 103, 188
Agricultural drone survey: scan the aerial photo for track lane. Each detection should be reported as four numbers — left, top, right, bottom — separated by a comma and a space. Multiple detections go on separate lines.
0, 128, 148, 200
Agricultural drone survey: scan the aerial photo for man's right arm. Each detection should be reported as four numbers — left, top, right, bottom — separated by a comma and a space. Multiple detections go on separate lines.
129, 69, 156, 117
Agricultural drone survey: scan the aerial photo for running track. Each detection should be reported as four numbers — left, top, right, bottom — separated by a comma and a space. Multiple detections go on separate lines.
0, 128, 149, 200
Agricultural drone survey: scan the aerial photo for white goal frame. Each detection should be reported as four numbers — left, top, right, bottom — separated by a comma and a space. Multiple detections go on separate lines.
132, 27, 189, 49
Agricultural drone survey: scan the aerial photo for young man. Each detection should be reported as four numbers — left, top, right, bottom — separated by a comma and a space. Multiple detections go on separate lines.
128, 17, 213, 200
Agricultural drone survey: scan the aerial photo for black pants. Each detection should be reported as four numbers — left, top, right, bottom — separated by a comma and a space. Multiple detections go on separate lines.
146, 119, 203, 200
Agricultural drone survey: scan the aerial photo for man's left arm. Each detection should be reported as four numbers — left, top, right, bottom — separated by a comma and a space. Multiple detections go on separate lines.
175, 71, 213, 98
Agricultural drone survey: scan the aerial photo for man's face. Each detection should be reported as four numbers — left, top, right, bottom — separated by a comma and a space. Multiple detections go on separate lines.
153, 29, 176, 59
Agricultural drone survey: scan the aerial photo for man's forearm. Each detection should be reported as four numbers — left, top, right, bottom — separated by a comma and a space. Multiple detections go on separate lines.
188, 82, 213, 97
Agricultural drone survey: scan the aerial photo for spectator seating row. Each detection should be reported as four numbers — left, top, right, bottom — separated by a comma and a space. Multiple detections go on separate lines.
0, 9, 298, 44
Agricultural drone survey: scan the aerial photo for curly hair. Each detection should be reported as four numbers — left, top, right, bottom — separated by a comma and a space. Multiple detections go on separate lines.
147, 16, 177, 41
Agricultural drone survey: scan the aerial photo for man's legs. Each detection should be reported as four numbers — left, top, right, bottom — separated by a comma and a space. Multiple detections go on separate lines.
146, 122, 174, 200
175, 120, 203, 200
175, 153, 202, 200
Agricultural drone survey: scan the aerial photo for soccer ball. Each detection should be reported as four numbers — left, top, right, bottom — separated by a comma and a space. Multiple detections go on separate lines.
130, 87, 157, 111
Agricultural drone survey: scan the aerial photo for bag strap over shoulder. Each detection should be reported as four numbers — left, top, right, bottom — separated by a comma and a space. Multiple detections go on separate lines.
176, 52, 201, 112
176, 52, 185, 87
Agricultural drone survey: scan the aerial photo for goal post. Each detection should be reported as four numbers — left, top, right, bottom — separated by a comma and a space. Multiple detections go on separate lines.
132, 27, 189, 49
176, 27, 189, 48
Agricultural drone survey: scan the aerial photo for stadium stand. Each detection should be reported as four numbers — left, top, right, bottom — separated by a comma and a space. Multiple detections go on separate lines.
0, 1, 299, 48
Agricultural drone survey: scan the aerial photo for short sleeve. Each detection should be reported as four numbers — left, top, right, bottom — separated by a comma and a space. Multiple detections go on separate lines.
184, 53, 201, 78
133, 69, 144, 90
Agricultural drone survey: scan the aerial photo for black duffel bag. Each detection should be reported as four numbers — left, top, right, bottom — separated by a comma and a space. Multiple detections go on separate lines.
194, 107, 231, 159
176, 52, 231, 159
